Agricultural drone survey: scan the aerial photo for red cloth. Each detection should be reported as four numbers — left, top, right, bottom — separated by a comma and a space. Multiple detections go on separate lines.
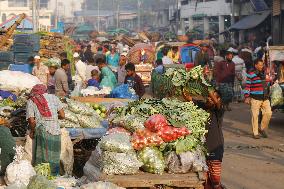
204, 160, 223, 189
30, 84, 52, 118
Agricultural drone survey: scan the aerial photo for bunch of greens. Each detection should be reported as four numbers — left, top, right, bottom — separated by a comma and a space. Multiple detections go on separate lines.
165, 66, 213, 97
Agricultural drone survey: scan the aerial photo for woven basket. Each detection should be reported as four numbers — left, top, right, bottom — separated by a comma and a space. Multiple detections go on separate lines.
128, 43, 155, 64
151, 32, 161, 42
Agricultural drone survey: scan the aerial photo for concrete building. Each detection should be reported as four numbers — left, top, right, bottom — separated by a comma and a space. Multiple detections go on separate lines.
0, 0, 53, 30
48, 0, 84, 22
180, 0, 232, 43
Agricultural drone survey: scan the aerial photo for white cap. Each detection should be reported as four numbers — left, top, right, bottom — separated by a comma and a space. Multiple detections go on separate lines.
34, 55, 40, 59
73, 52, 80, 58
227, 47, 238, 54
121, 52, 128, 57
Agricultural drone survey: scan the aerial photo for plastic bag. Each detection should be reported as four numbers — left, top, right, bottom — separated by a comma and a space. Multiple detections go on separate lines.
131, 129, 164, 150
64, 109, 79, 123
109, 84, 139, 100
112, 115, 145, 132
144, 114, 191, 142
102, 151, 142, 175
23, 135, 33, 163
192, 149, 208, 172
27, 175, 57, 189
77, 114, 103, 128
60, 128, 74, 175
138, 147, 165, 174
156, 126, 191, 142
271, 83, 284, 107
80, 181, 125, 189
165, 151, 193, 174
144, 114, 168, 132
99, 133, 133, 153
53, 176, 77, 188
107, 127, 131, 136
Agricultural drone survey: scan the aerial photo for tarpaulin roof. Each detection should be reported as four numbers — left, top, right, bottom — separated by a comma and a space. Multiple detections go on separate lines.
229, 10, 270, 30
0, 15, 33, 30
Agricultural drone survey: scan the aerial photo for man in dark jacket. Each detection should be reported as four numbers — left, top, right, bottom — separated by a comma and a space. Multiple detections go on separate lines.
84, 45, 94, 62
214, 51, 235, 111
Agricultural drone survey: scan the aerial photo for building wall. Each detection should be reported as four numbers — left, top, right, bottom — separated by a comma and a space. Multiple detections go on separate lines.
48, 0, 83, 19
0, 0, 52, 29
180, 0, 232, 42
180, 0, 231, 18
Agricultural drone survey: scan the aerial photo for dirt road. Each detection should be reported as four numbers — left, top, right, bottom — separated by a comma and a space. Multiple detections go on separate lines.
222, 103, 284, 189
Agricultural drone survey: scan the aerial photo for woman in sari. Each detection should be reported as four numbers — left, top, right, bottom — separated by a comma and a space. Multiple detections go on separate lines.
26, 84, 65, 176
97, 57, 117, 89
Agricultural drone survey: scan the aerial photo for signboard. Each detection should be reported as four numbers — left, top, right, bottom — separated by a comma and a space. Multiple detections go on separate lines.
269, 46, 284, 61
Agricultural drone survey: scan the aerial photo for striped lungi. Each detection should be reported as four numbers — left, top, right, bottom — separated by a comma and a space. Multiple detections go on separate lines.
218, 83, 234, 104
205, 160, 222, 189
34, 124, 61, 176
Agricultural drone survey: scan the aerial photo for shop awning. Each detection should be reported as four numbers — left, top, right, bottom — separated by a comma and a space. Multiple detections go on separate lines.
229, 10, 270, 30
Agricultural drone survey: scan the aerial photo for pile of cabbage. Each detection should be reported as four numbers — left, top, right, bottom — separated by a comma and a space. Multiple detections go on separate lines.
59, 99, 103, 129
84, 133, 142, 180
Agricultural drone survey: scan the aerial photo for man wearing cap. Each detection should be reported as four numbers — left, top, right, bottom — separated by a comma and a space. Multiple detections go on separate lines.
194, 43, 211, 68
32, 56, 49, 86
73, 52, 87, 94
214, 51, 235, 111
117, 52, 128, 85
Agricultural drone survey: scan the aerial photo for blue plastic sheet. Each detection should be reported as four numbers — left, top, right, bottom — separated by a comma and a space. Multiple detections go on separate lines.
67, 120, 108, 139
109, 84, 139, 100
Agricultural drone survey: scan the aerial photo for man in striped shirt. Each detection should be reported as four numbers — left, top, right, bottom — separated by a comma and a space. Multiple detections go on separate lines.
244, 59, 272, 139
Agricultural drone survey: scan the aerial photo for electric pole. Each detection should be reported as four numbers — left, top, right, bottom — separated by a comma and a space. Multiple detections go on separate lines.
32, 0, 38, 32
137, 0, 141, 31
117, 2, 120, 28
231, 0, 235, 44
97, 0, 100, 31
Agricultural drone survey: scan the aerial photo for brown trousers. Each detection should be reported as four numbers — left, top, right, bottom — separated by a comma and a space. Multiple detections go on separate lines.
250, 99, 272, 136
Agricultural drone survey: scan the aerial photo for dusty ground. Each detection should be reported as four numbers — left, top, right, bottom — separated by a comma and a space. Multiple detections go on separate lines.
222, 103, 284, 189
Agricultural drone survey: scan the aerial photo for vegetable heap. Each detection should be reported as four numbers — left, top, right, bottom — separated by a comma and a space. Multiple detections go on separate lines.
59, 99, 103, 129
106, 98, 210, 174
165, 65, 213, 97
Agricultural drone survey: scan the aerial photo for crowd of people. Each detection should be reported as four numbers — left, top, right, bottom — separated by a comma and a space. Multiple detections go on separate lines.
20, 38, 284, 188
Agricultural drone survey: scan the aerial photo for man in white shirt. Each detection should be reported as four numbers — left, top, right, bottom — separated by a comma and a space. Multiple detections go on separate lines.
73, 52, 87, 94
162, 49, 173, 65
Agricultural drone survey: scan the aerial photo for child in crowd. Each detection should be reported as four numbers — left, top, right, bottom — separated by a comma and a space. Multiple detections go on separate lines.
124, 63, 145, 98
154, 59, 165, 74
87, 69, 101, 89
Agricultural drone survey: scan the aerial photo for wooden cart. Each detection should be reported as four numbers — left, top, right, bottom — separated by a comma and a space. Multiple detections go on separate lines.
100, 171, 206, 189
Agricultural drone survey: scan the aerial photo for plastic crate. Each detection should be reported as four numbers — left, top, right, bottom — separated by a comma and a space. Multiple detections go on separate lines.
13, 44, 34, 53
0, 51, 14, 62
8, 64, 31, 73
0, 61, 12, 70
14, 52, 35, 63
14, 34, 31, 43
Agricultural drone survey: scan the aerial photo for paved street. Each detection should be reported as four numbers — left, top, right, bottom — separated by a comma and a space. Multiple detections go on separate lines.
222, 103, 284, 189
